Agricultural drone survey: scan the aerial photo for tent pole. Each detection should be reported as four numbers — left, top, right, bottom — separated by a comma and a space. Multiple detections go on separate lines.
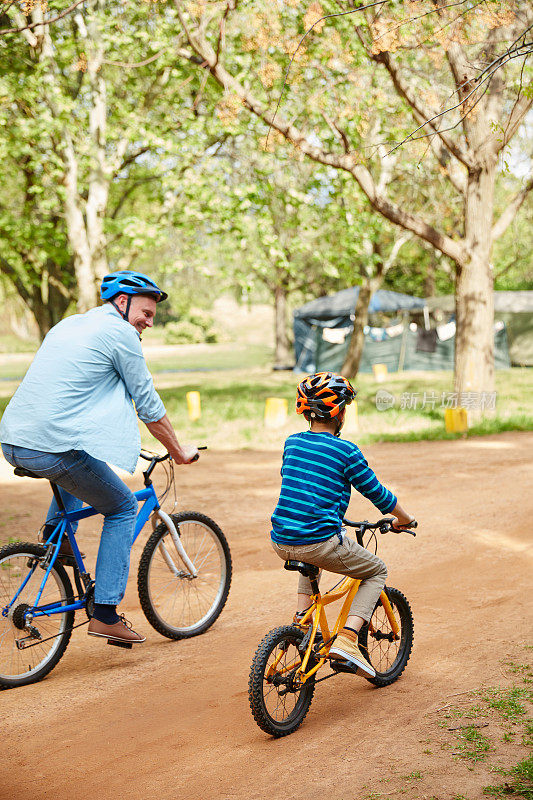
398, 310, 409, 372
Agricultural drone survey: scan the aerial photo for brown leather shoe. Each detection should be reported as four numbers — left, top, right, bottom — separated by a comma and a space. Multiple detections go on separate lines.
58, 538, 86, 559
38, 533, 85, 559
88, 616, 146, 644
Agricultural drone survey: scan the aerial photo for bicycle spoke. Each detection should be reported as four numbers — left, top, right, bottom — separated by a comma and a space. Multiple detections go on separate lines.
0, 548, 73, 684
144, 519, 227, 633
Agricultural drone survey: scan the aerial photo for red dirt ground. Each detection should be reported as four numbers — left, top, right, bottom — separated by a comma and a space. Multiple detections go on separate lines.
1, 432, 532, 800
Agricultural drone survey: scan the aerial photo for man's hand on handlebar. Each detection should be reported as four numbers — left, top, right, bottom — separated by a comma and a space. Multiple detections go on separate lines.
170, 444, 199, 465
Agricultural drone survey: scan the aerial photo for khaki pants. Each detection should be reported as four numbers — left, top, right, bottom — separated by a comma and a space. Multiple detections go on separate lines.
272, 532, 387, 622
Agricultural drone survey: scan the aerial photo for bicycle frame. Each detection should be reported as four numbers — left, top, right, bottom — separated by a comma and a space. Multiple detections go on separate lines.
3, 481, 198, 624
272, 578, 400, 686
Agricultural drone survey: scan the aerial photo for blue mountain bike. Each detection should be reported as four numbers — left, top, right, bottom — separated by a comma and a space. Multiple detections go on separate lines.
0, 451, 231, 688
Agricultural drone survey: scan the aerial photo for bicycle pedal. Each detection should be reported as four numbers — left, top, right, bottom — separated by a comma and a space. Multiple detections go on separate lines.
107, 639, 133, 649
330, 659, 359, 675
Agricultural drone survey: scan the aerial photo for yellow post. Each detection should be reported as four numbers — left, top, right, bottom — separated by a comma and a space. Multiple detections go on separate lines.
444, 407, 468, 433
343, 401, 359, 433
264, 397, 288, 429
186, 391, 201, 421
372, 363, 388, 383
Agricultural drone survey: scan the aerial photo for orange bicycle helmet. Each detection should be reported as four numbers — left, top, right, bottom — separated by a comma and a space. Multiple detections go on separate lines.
296, 372, 356, 420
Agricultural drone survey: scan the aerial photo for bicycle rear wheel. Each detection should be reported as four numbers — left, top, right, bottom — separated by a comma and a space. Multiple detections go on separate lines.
138, 512, 231, 639
358, 586, 413, 687
0, 543, 74, 688
249, 625, 316, 737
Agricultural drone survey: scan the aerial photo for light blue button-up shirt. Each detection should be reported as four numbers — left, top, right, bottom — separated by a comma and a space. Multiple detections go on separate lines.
0, 304, 166, 473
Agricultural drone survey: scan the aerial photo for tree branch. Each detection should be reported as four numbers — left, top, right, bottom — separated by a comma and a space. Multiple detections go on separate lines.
0, 254, 31, 303
173, 8, 465, 266
321, 112, 351, 154
491, 172, 533, 242
372, 50, 470, 168
382, 233, 410, 275
110, 176, 161, 219
0, 0, 85, 36
497, 93, 533, 154
117, 146, 151, 174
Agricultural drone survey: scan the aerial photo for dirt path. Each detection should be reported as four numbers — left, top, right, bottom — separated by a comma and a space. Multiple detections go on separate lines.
1, 433, 532, 800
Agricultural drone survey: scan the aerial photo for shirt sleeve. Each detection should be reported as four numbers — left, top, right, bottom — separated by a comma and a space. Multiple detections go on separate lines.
110, 329, 166, 424
344, 445, 397, 514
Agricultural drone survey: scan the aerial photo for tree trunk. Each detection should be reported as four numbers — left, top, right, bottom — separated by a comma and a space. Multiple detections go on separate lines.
454, 162, 496, 419
29, 282, 71, 340
423, 259, 436, 297
342, 280, 375, 379
86, 4, 109, 284
273, 284, 291, 367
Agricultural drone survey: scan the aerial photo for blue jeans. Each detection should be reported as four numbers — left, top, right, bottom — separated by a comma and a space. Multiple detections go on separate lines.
1, 444, 138, 605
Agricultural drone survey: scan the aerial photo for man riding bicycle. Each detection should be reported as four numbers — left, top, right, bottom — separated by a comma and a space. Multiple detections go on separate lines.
0, 270, 198, 645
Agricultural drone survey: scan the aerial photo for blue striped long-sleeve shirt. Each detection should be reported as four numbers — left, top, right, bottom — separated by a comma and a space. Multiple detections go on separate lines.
271, 431, 397, 545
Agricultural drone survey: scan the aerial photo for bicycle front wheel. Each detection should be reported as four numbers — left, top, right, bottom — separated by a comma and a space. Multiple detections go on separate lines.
0, 543, 75, 688
138, 512, 231, 639
249, 625, 316, 738
358, 586, 414, 687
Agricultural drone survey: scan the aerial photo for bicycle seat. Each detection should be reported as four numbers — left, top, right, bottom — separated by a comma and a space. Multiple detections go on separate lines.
13, 467, 42, 478
284, 560, 320, 578
13, 467, 43, 479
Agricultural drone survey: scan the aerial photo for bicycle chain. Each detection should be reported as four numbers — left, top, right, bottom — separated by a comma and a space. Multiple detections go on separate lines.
16, 618, 90, 650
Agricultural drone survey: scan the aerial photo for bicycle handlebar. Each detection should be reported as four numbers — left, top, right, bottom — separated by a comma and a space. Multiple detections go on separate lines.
139, 446, 207, 478
139, 451, 170, 462
343, 517, 417, 536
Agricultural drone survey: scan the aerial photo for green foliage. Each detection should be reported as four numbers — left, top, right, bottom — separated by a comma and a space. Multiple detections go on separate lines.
164, 321, 205, 345
163, 309, 219, 344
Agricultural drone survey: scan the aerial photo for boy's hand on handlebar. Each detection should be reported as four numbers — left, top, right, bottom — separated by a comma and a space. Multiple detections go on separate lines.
391, 516, 417, 532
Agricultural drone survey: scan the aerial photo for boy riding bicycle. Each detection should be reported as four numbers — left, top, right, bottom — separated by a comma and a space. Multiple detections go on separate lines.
271, 372, 415, 678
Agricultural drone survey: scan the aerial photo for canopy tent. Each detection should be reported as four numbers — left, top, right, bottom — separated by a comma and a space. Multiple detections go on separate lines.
425, 290, 533, 313
293, 287, 511, 373
426, 291, 533, 367
295, 287, 425, 326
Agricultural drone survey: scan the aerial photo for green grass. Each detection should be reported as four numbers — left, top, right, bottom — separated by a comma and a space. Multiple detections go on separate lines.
148, 366, 533, 449
480, 687, 531, 721
455, 726, 494, 762
147, 343, 272, 373
0, 343, 531, 449
483, 754, 533, 798
0, 342, 272, 380
436, 656, 533, 798
0, 334, 38, 354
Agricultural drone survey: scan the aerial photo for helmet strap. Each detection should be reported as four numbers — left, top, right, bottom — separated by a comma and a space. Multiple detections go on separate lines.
334, 407, 346, 437
111, 296, 132, 323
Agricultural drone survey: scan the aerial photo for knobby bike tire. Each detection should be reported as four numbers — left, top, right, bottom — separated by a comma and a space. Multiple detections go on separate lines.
358, 586, 414, 687
137, 512, 231, 640
0, 543, 75, 689
249, 625, 316, 738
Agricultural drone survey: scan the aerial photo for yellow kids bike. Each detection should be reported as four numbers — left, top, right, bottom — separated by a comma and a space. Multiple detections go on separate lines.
248, 517, 417, 737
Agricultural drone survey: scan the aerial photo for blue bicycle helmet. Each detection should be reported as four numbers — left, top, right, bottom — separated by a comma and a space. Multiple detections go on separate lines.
100, 270, 168, 303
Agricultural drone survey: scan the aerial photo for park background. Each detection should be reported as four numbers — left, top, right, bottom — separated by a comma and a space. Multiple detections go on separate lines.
0, 2, 532, 800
